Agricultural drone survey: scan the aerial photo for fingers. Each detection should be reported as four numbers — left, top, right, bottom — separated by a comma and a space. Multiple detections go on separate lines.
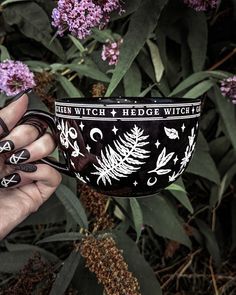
5, 132, 56, 165
0, 124, 39, 154
0, 164, 62, 199
0, 164, 62, 240
0, 91, 29, 138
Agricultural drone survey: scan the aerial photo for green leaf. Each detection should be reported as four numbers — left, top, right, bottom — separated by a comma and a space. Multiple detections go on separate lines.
21, 195, 66, 226
1, 0, 29, 6
111, 0, 141, 20
167, 178, 193, 214
69, 35, 86, 53
129, 198, 143, 241
91, 28, 115, 43
123, 62, 142, 96
139, 195, 191, 247
5, 243, 59, 263
57, 75, 84, 98
0, 45, 10, 61
209, 86, 236, 151
187, 148, 220, 184
0, 251, 33, 273
24, 60, 50, 71
56, 184, 88, 229
37, 232, 84, 244
3, 2, 65, 60
105, 0, 168, 96
72, 258, 103, 294
166, 183, 186, 193
183, 80, 214, 99
53, 61, 110, 83
138, 83, 156, 97
196, 219, 221, 266
185, 11, 208, 72
147, 40, 164, 82
68, 61, 110, 82
169, 71, 229, 97
49, 251, 80, 295
214, 163, 236, 208
115, 231, 162, 295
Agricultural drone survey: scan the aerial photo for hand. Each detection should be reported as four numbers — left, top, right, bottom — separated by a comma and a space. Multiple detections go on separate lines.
0, 92, 62, 240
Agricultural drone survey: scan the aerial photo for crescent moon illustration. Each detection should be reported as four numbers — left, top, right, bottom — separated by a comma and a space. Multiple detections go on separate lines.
147, 177, 157, 187
90, 128, 103, 142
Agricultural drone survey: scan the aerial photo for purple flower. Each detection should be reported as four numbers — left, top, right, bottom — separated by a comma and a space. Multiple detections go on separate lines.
0, 60, 35, 97
101, 39, 123, 65
183, 0, 220, 11
220, 76, 236, 103
52, 0, 103, 39
52, 0, 124, 39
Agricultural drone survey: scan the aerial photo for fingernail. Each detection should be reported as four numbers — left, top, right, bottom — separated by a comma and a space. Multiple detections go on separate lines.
0, 140, 15, 154
5, 149, 30, 165
6, 89, 32, 105
14, 163, 37, 173
0, 173, 21, 188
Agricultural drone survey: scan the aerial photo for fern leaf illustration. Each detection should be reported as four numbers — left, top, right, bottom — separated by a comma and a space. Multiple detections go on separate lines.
92, 125, 150, 185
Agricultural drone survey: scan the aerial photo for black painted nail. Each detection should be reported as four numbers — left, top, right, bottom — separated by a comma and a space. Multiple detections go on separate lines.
5, 89, 32, 106
5, 149, 30, 165
14, 163, 37, 173
0, 173, 21, 188
0, 140, 14, 154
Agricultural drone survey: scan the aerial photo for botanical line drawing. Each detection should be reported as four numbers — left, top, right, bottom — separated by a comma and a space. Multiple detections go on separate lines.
168, 127, 196, 182
164, 127, 179, 139
75, 172, 87, 184
92, 125, 150, 185
57, 119, 84, 157
148, 147, 175, 176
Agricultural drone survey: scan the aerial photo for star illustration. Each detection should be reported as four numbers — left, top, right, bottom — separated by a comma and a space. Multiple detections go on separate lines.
112, 126, 118, 135
111, 109, 117, 117
86, 144, 91, 153
155, 140, 161, 149
173, 156, 178, 164
79, 121, 85, 130
181, 123, 186, 132
133, 181, 138, 186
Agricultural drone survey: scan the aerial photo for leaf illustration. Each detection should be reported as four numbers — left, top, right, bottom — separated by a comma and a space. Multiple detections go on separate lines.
164, 127, 179, 140
156, 169, 171, 175
148, 147, 174, 175
168, 127, 196, 183
92, 125, 150, 185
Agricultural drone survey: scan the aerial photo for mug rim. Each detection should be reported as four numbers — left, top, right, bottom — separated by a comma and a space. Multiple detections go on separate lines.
56, 96, 202, 104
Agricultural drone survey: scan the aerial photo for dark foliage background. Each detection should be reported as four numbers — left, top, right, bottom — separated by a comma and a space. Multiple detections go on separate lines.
0, 0, 236, 294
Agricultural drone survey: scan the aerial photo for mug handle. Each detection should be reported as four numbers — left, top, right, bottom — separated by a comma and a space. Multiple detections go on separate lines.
21, 110, 74, 177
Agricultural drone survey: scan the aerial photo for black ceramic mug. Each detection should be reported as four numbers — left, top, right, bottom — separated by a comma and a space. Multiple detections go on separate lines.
22, 97, 201, 197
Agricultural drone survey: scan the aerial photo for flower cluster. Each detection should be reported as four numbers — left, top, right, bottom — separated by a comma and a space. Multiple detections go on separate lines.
0, 60, 35, 96
52, 0, 123, 39
79, 184, 114, 231
34, 72, 55, 111
91, 82, 106, 97
220, 76, 236, 103
183, 0, 219, 11
101, 39, 123, 65
80, 235, 141, 295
